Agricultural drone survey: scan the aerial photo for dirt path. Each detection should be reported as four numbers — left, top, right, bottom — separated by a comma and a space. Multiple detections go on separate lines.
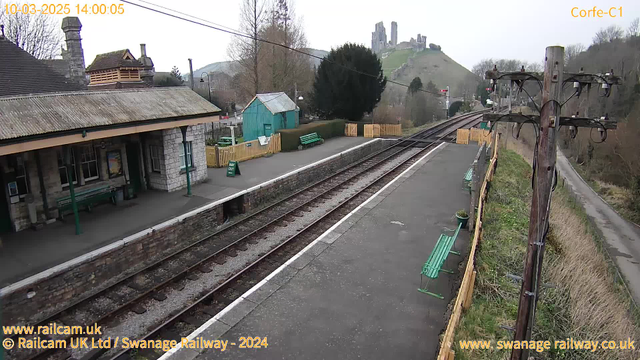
557, 151, 640, 305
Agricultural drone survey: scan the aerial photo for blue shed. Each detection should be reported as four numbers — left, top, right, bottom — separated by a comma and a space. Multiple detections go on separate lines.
242, 92, 299, 141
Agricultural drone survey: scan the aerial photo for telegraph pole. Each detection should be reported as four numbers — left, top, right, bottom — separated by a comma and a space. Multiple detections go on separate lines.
510, 46, 563, 360
482, 45, 620, 360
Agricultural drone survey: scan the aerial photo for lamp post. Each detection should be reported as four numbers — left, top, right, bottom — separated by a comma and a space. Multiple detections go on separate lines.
199, 72, 211, 103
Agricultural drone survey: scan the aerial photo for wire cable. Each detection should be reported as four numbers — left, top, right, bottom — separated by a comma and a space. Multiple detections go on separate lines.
119, 0, 446, 97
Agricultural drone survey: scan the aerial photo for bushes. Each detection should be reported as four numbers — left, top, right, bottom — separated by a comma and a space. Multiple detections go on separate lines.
278, 119, 345, 151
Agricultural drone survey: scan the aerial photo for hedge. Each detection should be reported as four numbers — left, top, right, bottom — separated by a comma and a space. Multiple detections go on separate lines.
278, 119, 345, 151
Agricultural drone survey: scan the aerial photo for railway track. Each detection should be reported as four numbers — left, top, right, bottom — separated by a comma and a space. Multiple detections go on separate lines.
5, 111, 483, 360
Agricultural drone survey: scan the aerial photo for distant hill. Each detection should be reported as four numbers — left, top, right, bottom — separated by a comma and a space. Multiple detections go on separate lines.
189, 48, 329, 79
381, 48, 479, 98
190, 60, 238, 79
304, 48, 329, 68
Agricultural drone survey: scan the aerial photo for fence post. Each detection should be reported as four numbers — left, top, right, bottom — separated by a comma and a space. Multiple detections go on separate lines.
468, 159, 478, 230
214, 144, 220, 168
463, 270, 477, 310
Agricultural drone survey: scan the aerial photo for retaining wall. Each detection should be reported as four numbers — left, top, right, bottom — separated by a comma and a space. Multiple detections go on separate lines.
1, 139, 393, 326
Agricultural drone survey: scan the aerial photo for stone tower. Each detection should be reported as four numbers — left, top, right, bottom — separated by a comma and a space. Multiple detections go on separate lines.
371, 22, 387, 54
138, 44, 155, 86
61, 17, 87, 87
391, 21, 398, 46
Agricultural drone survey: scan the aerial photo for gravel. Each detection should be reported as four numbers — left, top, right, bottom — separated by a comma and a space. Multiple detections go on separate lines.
71, 147, 421, 359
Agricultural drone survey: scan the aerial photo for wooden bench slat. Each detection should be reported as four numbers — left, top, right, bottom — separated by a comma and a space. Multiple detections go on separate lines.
299, 132, 323, 147
55, 185, 116, 219
419, 223, 464, 296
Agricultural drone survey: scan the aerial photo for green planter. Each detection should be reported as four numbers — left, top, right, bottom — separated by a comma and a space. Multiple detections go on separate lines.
456, 213, 469, 228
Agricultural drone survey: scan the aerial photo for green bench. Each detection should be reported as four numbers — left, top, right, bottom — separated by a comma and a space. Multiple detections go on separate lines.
418, 223, 463, 299
218, 137, 233, 147
298, 132, 323, 150
56, 185, 116, 220
463, 167, 473, 190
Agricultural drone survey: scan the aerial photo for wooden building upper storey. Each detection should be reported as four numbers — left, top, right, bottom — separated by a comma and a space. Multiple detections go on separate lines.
85, 49, 150, 89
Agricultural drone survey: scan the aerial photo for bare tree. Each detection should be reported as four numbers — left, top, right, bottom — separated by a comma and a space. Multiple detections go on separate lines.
526, 62, 543, 73
259, 0, 311, 97
593, 25, 623, 44
227, 0, 267, 100
0, 1, 62, 59
472, 59, 494, 78
628, 18, 639, 38
564, 43, 585, 68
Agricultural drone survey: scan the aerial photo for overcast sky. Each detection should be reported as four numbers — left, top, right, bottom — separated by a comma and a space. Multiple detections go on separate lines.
30, 0, 640, 73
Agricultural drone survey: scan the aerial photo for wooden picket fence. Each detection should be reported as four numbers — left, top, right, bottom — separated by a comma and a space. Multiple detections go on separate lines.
362, 124, 401, 138
345, 123, 358, 137
456, 129, 470, 144
469, 128, 491, 143
437, 132, 499, 360
379, 124, 402, 136
364, 124, 381, 138
206, 133, 281, 168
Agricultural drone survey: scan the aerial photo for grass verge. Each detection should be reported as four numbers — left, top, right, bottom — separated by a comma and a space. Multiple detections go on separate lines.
567, 159, 640, 225
453, 149, 639, 360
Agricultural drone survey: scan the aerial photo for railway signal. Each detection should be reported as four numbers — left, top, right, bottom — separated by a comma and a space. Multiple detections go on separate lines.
483, 46, 620, 360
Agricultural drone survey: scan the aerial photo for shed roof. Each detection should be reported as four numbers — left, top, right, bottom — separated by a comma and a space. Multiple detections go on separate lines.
0, 38, 85, 97
86, 49, 143, 72
244, 92, 297, 115
0, 87, 220, 142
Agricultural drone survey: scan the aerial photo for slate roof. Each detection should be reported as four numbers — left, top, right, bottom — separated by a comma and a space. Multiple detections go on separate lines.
0, 87, 221, 142
41, 59, 72, 78
85, 49, 143, 72
0, 38, 85, 97
244, 92, 297, 115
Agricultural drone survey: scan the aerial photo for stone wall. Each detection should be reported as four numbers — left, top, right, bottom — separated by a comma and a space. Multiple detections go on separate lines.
1, 139, 131, 232
2, 202, 224, 325
244, 139, 392, 211
162, 125, 208, 192
1, 138, 392, 325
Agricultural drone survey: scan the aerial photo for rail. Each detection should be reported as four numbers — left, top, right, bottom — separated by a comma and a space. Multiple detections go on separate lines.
6, 111, 485, 360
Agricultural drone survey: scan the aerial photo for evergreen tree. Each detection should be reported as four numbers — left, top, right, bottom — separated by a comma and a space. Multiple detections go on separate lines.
170, 66, 182, 82
311, 43, 386, 120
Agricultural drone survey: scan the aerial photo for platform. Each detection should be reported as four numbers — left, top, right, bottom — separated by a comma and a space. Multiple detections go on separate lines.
0, 137, 371, 287
166, 143, 479, 360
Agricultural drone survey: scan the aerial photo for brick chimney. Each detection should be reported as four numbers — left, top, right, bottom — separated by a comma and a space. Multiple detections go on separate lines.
61, 17, 87, 87
138, 43, 155, 86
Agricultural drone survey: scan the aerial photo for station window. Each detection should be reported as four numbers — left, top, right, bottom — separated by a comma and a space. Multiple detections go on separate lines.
57, 150, 78, 187
16, 161, 29, 196
179, 142, 193, 170
150, 145, 162, 173
79, 145, 99, 181
9, 155, 30, 197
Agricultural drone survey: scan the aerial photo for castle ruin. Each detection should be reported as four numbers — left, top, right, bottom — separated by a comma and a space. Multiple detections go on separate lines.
371, 21, 426, 54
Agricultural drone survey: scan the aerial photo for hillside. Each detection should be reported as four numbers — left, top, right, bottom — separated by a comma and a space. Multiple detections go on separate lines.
381, 48, 479, 98
191, 48, 329, 78
191, 60, 238, 79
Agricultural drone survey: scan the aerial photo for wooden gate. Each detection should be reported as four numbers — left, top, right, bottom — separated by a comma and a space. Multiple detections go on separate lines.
364, 124, 381, 138
456, 129, 470, 144
345, 123, 358, 137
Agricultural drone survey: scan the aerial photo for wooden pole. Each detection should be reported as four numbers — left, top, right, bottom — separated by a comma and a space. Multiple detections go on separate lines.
463, 270, 477, 310
510, 46, 564, 360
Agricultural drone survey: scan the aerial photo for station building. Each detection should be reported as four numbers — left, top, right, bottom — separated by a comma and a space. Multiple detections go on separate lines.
0, 18, 221, 234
